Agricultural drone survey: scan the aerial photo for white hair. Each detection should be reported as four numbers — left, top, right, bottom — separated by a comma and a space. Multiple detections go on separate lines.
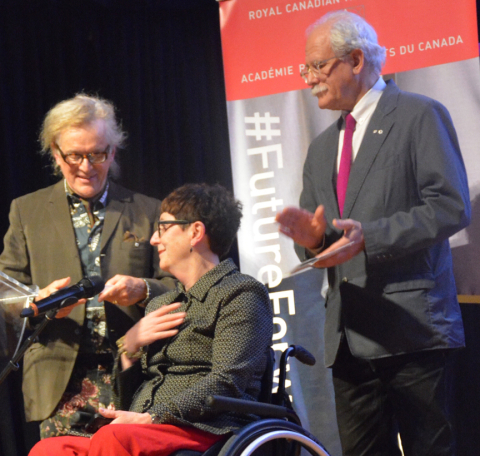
40, 93, 126, 177
307, 10, 386, 75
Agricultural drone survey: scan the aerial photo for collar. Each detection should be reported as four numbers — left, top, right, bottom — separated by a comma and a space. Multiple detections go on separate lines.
64, 179, 109, 207
176, 258, 237, 302
343, 76, 386, 125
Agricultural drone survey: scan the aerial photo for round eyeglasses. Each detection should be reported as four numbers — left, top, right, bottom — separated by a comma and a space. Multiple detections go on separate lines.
300, 56, 340, 83
56, 143, 111, 165
156, 220, 192, 237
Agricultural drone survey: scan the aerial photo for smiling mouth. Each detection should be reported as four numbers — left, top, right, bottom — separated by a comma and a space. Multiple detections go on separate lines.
77, 175, 96, 181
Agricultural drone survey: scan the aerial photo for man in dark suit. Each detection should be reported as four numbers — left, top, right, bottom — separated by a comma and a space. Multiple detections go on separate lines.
0, 94, 174, 442
276, 11, 470, 456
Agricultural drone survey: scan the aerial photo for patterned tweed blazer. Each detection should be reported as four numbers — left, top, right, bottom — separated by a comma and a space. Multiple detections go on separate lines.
114, 259, 273, 435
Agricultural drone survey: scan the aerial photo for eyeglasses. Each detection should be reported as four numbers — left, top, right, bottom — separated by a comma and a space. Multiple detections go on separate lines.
156, 220, 191, 237
300, 56, 340, 83
56, 143, 111, 165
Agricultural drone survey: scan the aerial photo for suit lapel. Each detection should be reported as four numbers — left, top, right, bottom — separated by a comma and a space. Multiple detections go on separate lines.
47, 181, 79, 258
101, 182, 128, 251
323, 119, 343, 219
342, 80, 399, 218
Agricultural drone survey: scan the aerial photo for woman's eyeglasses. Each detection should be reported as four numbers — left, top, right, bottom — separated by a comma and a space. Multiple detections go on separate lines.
156, 220, 191, 237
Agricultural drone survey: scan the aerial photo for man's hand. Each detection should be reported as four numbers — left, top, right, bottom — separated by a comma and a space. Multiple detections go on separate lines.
276, 205, 327, 249
36, 277, 86, 319
98, 408, 152, 425
311, 218, 365, 268
97, 275, 148, 306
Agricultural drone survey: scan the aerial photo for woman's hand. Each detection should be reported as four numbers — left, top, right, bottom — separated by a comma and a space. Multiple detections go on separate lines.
123, 302, 186, 354
98, 408, 152, 425
36, 277, 86, 319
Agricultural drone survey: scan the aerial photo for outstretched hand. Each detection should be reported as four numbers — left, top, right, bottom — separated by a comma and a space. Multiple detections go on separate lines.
310, 218, 365, 268
276, 205, 326, 249
36, 277, 87, 319
98, 275, 148, 306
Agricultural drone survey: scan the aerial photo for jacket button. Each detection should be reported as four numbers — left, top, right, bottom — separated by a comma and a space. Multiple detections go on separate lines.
342, 277, 348, 283
74, 329, 81, 335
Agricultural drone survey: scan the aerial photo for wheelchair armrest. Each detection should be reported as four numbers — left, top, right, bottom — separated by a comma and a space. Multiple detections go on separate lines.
206, 395, 299, 422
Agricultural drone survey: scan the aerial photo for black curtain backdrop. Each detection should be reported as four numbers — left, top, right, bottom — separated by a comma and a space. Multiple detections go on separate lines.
0, 2, 232, 455
1, 2, 480, 456
0, 0, 232, 239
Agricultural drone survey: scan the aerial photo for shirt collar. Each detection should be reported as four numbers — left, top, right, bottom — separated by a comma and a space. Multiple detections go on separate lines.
343, 76, 386, 125
177, 258, 237, 302
64, 179, 109, 207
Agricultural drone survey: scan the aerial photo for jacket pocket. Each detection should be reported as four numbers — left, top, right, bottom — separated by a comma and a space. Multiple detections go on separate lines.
383, 278, 435, 294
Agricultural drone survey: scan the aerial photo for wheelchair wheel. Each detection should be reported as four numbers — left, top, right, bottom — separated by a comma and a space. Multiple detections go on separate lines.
217, 419, 331, 456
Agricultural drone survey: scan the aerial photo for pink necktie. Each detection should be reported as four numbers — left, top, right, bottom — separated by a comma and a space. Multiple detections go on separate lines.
337, 113, 356, 217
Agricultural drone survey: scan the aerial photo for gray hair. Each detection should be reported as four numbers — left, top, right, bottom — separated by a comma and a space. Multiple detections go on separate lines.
307, 10, 386, 76
39, 94, 126, 178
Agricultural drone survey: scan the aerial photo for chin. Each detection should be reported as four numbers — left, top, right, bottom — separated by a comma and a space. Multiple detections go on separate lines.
318, 98, 340, 111
159, 259, 170, 274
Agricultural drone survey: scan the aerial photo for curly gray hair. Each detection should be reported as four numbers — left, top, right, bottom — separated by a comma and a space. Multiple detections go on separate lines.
307, 11, 386, 76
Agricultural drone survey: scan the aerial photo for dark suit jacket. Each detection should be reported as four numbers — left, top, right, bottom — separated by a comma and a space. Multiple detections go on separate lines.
0, 180, 175, 420
298, 80, 471, 367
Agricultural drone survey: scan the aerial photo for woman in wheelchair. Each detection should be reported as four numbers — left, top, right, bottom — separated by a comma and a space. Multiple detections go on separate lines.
29, 183, 273, 456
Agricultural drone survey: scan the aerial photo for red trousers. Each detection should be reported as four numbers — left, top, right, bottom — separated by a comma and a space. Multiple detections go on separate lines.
29, 424, 225, 456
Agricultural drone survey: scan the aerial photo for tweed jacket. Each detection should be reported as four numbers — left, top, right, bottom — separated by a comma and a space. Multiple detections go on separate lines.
114, 259, 273, 435
298, 80, 471, 367
0, 180, 175, 420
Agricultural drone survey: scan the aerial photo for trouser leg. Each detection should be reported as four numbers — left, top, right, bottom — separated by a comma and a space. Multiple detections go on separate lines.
332, 342, 402, 456
28, 436, 90, 456
385, 350, 456, 456
332, 342, 456, 456
29, 424, 223, 456
88, 424, 223, 456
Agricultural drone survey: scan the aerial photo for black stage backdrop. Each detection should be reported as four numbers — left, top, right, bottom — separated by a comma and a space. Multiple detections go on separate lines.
0, 2, 232, 455
1, 2, 480, 456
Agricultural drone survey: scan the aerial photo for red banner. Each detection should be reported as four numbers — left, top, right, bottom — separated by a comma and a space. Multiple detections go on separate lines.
220, 0, 479, 101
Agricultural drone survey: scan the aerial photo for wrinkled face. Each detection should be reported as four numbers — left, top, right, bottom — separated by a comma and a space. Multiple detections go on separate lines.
53, 120, 115, 199
305, 25, 358, 111
150, 212, 192, 275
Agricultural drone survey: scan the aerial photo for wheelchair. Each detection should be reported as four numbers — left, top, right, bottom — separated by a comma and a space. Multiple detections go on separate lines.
173, 345, 332, 456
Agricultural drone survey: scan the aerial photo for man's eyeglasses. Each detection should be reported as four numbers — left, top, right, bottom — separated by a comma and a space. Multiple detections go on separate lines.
157, 220, 191, 237
300, 56, 340, 83
56, 143, 111, 165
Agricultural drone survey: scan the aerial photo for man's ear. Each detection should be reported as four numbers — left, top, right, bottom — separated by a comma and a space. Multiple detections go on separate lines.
350, 49, 364, 75
190, 221, 206, 246
52, 144, 62, 166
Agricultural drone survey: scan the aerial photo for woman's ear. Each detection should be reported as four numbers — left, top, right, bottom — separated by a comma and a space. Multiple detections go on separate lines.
190, 221, 206, 247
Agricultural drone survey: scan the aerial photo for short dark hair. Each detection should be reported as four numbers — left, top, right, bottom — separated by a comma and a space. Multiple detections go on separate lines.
161, 183, 242, 259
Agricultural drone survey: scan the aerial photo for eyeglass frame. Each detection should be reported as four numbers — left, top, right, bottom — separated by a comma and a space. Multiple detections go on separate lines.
55, 143, 111, 165
300, 55, 343, 83
156, 219, 192, 237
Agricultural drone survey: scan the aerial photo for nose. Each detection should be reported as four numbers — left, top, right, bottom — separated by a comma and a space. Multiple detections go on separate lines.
150, 230, 160, 245
306, 71, 320, 86
78, 156, 94, 172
